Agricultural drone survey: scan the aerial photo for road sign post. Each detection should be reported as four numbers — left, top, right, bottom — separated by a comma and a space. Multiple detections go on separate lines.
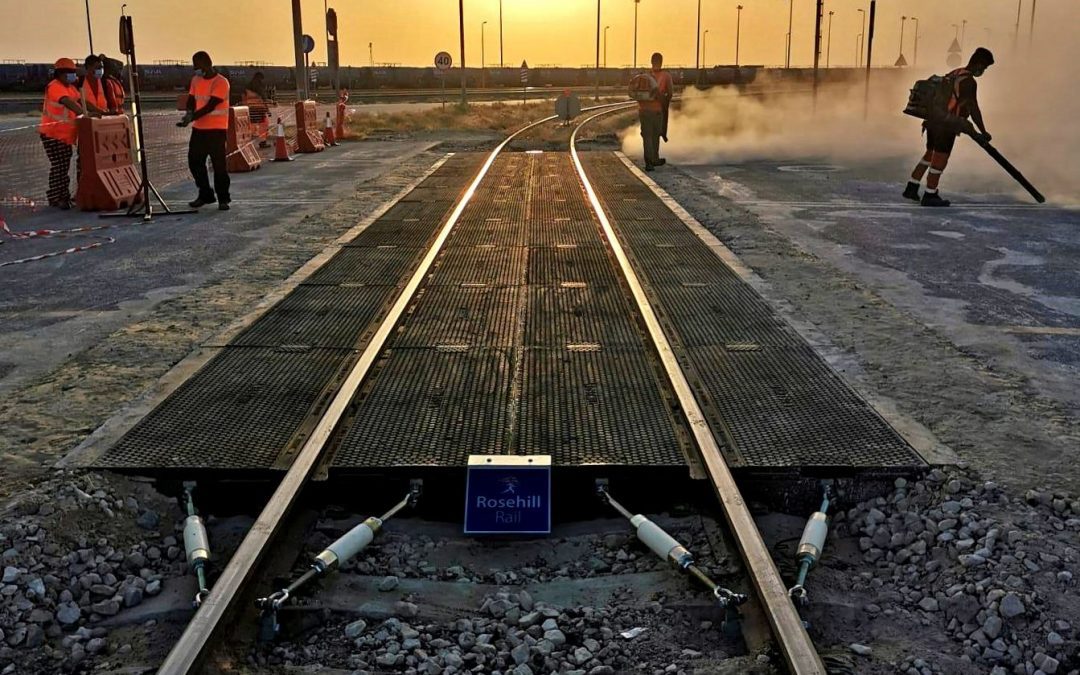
435, 51, 453, 110
301, 33, 316, 100
520, 60, 529, 105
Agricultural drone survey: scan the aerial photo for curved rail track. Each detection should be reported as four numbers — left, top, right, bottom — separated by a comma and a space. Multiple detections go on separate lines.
156, 101, 826, 675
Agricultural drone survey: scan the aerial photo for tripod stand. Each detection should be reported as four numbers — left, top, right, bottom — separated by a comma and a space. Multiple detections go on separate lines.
101, 13, 195, 221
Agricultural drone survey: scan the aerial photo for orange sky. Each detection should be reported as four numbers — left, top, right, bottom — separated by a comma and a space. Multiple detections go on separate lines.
0, 1, 1058, 70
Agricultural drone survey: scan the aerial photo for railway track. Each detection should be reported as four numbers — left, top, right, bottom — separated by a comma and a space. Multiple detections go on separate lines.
142, 103, 829, 674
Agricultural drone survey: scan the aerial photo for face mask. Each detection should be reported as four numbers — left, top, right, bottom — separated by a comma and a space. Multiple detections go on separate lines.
64, 73, 77, 84
94, 68, 104, 78
194, 68, 205, 78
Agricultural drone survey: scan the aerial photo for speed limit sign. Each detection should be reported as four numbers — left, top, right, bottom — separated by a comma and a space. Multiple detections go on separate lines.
434, 51, 453, 71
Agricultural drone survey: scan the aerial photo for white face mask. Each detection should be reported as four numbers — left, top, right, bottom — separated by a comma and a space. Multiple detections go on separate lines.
93, 68, 104, 79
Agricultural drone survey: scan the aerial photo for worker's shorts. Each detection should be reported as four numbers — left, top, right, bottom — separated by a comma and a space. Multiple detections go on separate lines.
924, 123, 958, 155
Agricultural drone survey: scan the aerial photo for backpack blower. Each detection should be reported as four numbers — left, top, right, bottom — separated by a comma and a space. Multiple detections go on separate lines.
904, 75, 1045, 204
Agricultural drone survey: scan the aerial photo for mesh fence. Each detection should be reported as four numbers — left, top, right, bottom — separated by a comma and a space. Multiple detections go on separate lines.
0, 103, 343, 265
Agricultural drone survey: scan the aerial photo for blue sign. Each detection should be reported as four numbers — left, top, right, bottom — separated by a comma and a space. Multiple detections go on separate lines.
464, 455, 551, 535
301, 34, 316, 55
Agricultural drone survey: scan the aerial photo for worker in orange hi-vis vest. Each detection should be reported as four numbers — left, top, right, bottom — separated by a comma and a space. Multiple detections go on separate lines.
629, 52, 673, 172
100, 55, 127, 114
80, 55, 109, 115
177, 51, 231, 210
242, 71, 272, 148
39, 58, 87, 209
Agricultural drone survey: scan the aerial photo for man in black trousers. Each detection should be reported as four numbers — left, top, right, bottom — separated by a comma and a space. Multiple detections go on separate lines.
178, 51, 231, 210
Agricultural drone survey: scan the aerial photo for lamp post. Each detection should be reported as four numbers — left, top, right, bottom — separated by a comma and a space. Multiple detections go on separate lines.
1029, 0, 1037, 50
499, 0, 504, 67
785, 0, 794, 68
826, 10, 834, 68
961, 19, 967, 49
703, 29, 709, 68
84, 0, 93, 52
857, 7, 866, 66
1013, 0, 1022, 51
911, 16, 919, 66
695, 0, 702, 70
595, 0, 600, 100
633, 0, 640, 69
458, 0, 466, 105
898, 15, 906, 62
481, 20, 487, 88
369, 42, 373, 67
604, 25, 610, 68
735, 5, 743, 67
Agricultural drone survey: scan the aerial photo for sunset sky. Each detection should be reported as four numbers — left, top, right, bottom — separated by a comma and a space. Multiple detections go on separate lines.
0, 1, 1062, 71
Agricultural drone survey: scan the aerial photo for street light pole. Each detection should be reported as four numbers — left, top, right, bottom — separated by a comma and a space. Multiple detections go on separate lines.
633, 0, 640, 70
1014, 0, 1022, 51
458, 0, 466, 105
736, 5, 743, 67
1029, 0, 1037, 50
481, 21, 487, 88
857, 7, 866, 67
786, 0, 794, 68
863, 0, 876, 118
369, 42, 373, 67
961, 19, 967, 49
695, 0, 701, 70
499, 0, 504, 68
826, 11, 834, 68
595, 0, 600, 100
84, 0, 93, 53
898, 16, 906, 62
911, 17, 919, 67
604, 25, 610, 68
703, 29, 709, 68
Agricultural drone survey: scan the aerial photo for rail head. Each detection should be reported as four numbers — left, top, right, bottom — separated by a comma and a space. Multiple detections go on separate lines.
568, 107, 827, 675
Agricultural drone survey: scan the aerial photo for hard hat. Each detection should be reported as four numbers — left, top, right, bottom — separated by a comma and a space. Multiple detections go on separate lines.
54, 58, 77, 71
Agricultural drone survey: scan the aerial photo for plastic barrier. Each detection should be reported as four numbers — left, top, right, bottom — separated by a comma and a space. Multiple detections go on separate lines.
226, 106, 262, 173
75, 116, 142, 211
294, 100, 325, 153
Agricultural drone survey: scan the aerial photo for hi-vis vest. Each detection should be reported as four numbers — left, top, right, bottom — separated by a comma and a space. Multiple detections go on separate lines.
82, 77, 108, 113
39, 80, 80, 144
189, 73, 230, 130
945, 68, 973, 118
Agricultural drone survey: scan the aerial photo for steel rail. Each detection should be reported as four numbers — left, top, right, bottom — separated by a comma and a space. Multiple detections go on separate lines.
569, 107, 827, 674
155, 100, 634, 675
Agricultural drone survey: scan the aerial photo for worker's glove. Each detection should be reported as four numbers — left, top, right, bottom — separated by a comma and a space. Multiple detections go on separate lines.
176, 113, 193, 128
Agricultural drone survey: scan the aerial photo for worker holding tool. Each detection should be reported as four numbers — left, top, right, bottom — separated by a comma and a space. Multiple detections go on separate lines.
242, 71, 272, 148
630, 52, 673, 172
178, 51, 231, 211
903, 47, 995, 207
39, 58, 87, 210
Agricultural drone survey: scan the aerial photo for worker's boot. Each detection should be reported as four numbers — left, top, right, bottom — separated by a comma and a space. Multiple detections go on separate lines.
902, 181, 921, 201
920, 191, 951, 207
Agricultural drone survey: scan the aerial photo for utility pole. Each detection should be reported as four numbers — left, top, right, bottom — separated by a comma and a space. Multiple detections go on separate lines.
458, 0, 466, 105
857, 7, 866, 67
826, 11, 834, 68
736, 5, 743, 67
695, 0, 701, 70
911, 16, 919, 67
482, 21, 487, 88
1014, 0, 1022, 52
369, 42, 373, 67
323, 0, 330, 76
812, 0, 822, 103
786, 0, 794, 68
84, 0, 93, 53
595, 0, 601, 100
633, 0, 640, 70
604, 25, 610, 68
499, 0, 504, 67
863, 0, 875, 119
703, 29, 709, 68
1029, 0, 1037, 51
291, 0, 306, 101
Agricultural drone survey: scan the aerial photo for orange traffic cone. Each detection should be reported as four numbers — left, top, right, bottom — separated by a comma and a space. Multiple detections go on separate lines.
322, 112, 337, 147
272, 117, 294, 162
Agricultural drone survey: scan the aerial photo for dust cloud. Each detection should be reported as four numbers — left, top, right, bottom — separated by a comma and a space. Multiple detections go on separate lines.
621, 10, 1079, 205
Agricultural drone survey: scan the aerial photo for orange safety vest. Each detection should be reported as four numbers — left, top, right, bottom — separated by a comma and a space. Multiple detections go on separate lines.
105, 77, 126, 113
188, 73, 230, 131
39, 79, 80, 145
81, 77, 109, 113
946, 68, 973, 118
